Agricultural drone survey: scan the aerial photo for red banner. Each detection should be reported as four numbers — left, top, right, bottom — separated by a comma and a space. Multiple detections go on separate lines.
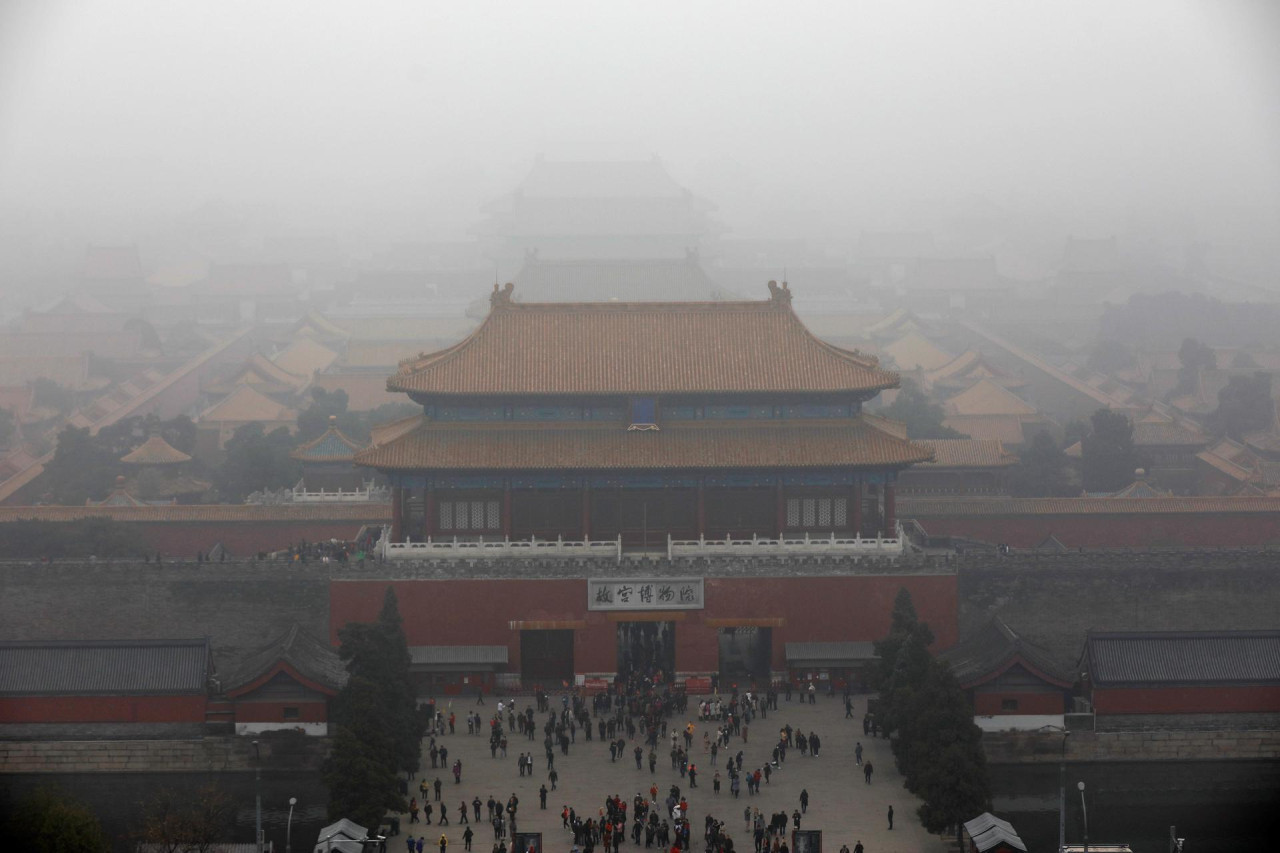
582, 677, 611, 694
684, 676, 712, 694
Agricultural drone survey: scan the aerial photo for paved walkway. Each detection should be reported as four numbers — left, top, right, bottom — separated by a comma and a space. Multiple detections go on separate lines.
392, 693, 941, 853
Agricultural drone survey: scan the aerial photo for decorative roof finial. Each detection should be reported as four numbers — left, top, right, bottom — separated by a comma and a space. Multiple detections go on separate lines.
767, 280, 792, 306
490, 281, 515, 309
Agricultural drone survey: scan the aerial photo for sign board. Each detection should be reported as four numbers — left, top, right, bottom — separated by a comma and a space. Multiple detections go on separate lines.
793, 830, 821, 853
513, 832, 543, 853
684, 676, 713, 694
582, 677, 611, 694
587, 578, 704, 611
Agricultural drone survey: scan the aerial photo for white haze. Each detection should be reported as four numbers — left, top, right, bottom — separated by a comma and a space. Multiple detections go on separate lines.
0, 0, 1277, 256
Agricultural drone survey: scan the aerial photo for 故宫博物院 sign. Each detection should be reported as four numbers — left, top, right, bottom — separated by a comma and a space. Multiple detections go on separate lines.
587, 578, 704, 610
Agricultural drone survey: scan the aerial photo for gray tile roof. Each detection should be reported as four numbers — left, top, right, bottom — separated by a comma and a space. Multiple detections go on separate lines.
222, 624, 348, 695
0, 639, 209, 695
784, 642, 878, 664
410, 646, 509, 666
941, 618, 1074, 687
963, 813, 1027, 853
1086, 631, 1280, 686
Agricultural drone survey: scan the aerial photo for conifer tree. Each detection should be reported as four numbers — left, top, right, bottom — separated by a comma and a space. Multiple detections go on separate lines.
323, 587, 422, 829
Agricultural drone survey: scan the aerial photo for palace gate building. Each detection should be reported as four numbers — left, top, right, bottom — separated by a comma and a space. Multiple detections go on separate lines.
340, 282, 955, 688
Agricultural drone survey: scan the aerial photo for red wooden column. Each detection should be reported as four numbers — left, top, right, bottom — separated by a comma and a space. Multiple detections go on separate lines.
851, 481, 863, 537
425, 484, 436, 538
390, 486, 404, 542
696, 479, 706, 538
502, 481, 512, 538
581, 484, 592, 540
775, 480, 786, 538
883, 482, 896, 536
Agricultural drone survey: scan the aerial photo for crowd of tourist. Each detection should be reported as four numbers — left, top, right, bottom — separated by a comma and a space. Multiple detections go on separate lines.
396, 668, 891, 853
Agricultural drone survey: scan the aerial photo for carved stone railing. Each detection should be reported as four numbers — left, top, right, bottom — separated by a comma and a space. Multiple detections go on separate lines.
377, 526, 903, 561
380, 531, 623, 561
291, 485, 389, 503
667, 526, 904, 558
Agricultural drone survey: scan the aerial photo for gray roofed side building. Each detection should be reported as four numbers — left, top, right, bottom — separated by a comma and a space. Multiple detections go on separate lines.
223, 624, 347, 696
941, 618, 1074, 688
1083, 630, 1280, 686
0, 639, 209, 695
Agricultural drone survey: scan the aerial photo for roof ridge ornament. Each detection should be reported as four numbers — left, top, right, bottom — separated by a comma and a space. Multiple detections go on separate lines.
767, 280, 792, 306
491, 281, 515, 309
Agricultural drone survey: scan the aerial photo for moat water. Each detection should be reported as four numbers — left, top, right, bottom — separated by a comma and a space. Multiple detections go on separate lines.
989, 760, 1280, 852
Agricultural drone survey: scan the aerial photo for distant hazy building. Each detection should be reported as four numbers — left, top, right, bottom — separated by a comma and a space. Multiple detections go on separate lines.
473, 157, 718, 279
511, 252, 727, 302
79, 245, 151, 311
853, 230, 936, 287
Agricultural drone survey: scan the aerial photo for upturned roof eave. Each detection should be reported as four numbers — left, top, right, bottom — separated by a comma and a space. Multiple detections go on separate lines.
385, 380, 901, 398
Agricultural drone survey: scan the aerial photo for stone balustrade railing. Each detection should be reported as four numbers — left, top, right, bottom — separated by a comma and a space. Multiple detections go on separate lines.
382, 533, 624, 560
667, 526, 904, 558
377, 526, 904, 560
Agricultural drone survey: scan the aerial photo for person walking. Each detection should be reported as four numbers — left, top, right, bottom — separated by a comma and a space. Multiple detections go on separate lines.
854, 742, 863, 766
799, 789, 808, 815
863, 761, 873, 784
539, 784, 548, 809
464, 826, 474, 851
460, 801, 469, 824
439, 833, 449, 853
887, 804, 894, 830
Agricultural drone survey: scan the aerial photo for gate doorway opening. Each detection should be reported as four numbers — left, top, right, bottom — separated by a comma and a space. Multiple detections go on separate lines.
520, 629, 574, 685
717, 627, 772, 686
616, 621, 675, 681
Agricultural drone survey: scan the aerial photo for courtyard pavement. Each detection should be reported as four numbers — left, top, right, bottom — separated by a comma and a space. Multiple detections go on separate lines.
391, 692, 943, 853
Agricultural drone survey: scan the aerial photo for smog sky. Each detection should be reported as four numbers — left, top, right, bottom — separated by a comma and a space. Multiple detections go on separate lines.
1, 0, 1277, 242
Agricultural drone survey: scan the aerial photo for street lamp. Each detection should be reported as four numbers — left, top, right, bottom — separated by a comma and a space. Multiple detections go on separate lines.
1057, 730, 1070, 853
287, 797, 298, 853
1077, 781, 1089, 853
253, 740, 263, 853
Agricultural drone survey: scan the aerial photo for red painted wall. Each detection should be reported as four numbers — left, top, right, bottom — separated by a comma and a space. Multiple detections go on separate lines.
913, 513, 1280, 549
233, 700, 328, 723
974, 691, 1064, 716
330, 574, 958, 677
0, 694, 206, 723
1092, 685, 1280, 715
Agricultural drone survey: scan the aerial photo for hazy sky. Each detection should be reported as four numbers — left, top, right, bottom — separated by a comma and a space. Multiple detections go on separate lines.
1, 0, 1277, 243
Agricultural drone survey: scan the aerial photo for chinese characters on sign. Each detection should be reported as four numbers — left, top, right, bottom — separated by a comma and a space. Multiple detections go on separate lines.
587, 578, 705, 611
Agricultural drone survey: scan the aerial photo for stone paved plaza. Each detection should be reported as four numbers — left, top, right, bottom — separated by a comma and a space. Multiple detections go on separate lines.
393, 693, 940, 853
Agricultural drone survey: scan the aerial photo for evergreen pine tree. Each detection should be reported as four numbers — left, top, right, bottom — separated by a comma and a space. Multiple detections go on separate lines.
324, 587, 422, 829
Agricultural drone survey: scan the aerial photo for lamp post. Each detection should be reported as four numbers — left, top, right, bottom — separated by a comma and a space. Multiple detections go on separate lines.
1077, 780, 1089, 853
253, 740, 263, 853
1057, 730, 1070, 853
287, 797, 297, 853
